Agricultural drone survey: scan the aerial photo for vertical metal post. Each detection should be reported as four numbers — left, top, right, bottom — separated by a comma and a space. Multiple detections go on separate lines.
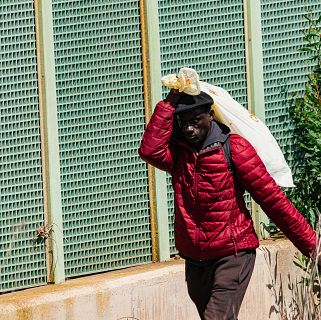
140, 0, 170, 261
34, 0, 65, 282
244, 0, 270, 239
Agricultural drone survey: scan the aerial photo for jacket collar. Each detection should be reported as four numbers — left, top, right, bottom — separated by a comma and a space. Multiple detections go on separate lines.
202, 120, 229, 149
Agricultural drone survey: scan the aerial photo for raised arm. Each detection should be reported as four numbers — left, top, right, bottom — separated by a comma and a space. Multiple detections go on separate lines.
138, 92, 180, 173
230, 134, 316, 258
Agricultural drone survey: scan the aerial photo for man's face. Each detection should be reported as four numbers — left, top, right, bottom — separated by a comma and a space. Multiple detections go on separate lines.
176, 109, 214, 147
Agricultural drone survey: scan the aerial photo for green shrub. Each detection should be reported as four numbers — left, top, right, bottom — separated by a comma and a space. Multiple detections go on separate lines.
289, 13, 321, 229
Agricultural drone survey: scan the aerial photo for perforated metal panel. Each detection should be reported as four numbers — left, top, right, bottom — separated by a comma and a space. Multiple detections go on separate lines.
0, 2, 46, 292
158, 0, 248, 253
51, 1, 152, 277
261, 1, 321, 168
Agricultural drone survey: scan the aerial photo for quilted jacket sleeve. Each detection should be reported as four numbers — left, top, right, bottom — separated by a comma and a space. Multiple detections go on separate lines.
138, 99, 176, 173
230, 134, 316, 258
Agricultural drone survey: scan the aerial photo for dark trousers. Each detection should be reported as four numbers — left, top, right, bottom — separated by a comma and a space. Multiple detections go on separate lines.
185, 250, 256, 320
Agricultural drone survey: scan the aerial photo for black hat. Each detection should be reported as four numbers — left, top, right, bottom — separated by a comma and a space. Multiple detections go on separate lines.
174, 91, 214, 114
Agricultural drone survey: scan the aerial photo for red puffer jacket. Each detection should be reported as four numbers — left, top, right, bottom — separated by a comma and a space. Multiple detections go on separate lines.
139, 99, 316, 261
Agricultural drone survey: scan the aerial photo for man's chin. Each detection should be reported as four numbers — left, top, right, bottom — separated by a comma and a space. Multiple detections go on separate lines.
185, 137, 201, 147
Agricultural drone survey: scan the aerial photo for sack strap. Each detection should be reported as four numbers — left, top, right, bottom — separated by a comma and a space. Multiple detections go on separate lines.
220, 136, 234, 174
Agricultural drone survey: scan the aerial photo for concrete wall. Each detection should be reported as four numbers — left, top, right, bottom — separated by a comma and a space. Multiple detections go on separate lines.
0, 239, 304, 320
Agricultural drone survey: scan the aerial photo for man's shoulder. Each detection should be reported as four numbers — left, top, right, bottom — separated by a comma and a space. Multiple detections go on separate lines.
229, 133, 248, 147
229, 134, 256, 156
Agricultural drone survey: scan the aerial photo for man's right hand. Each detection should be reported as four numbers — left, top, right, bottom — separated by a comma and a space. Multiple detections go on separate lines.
164, 89, 184, 106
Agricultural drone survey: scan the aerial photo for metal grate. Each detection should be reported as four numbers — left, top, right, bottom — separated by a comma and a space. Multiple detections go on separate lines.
158, 0, 248, 253
261, 1, 321, 168
51, 0, 152, 277
0, 1, 47, 292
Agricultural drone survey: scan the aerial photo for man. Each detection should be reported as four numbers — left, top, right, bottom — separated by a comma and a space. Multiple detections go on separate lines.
138, 89, 316, 320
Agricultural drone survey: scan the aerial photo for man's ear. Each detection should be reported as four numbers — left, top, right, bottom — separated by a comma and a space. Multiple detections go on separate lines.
209, 109, 215, 120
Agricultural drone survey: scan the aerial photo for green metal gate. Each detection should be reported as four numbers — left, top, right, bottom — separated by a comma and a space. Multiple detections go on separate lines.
158, 0, 248, 253
51, 0, 152, 277
0, 1, 47, 292
261, 0, 321, 167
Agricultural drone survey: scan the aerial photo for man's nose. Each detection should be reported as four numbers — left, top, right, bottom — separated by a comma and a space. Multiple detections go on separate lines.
184, 125, 195, 133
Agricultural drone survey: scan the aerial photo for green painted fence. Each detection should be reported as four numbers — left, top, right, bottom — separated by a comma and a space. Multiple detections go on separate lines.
261, 0, 321, 167
51, 0, 152, 277
0, 0, 320, 293
0, 1, 47, 292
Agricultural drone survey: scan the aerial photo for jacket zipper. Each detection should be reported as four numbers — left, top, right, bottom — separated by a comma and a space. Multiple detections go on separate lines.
229, 208, 238, 256
231, 235, 237, 256
194, 163, 199, 206
194, 156, 200, 247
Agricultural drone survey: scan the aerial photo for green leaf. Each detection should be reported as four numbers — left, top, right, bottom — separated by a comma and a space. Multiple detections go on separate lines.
304, 14, 313, 22
299, 47, 312, 52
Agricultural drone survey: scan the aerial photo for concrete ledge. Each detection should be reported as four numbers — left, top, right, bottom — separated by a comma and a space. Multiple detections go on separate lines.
0, 239, 302, 320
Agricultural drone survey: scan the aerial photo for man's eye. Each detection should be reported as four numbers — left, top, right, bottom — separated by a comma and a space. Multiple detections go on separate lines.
181, 122, 196, 127
178, 118, 200, 128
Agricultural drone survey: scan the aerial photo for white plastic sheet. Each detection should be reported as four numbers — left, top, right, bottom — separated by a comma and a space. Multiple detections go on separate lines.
200, 81, 294, 187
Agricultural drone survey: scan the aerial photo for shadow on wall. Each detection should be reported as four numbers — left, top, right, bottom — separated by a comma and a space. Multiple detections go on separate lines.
262, 246, 321, 320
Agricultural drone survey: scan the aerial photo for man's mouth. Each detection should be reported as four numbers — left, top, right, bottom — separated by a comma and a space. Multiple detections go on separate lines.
185, 135, 199, 142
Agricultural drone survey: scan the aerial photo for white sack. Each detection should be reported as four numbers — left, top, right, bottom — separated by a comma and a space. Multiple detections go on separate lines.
200, 81, 294, 187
